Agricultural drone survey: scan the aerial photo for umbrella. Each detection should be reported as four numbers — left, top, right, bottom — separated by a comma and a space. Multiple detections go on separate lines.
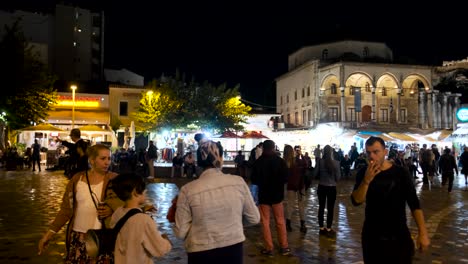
21, 123, 64, 132
242, 131, 269, 139
219, 131, 241, 138
129, 121, 135, 149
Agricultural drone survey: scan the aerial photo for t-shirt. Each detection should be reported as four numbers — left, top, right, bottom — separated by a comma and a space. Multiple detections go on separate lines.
353, 164, 420, 236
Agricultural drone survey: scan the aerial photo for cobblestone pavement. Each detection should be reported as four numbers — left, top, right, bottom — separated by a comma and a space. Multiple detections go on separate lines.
1, 168, 468, 263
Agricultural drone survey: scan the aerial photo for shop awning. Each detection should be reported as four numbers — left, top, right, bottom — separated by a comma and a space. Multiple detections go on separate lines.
47, 109, 109, 125
387, 132, 418, 142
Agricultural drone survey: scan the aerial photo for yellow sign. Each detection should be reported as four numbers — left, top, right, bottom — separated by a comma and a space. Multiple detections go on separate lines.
57, 100, 99, 107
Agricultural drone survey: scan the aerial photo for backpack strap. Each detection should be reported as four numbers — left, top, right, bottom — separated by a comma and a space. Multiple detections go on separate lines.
113, 208, 143, 234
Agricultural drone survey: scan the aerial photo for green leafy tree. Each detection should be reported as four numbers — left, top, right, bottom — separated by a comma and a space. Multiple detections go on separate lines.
0, 21, 58, 150
135, 74, 251, 133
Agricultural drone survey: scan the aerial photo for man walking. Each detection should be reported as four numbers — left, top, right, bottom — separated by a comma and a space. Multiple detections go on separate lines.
351, 136, 430, 263
438, 148, 458, 192
251, 140, 291, 256
146, 140, 157, 179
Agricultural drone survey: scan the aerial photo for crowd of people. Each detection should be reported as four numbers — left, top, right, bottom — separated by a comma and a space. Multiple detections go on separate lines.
35, 129, 468, 264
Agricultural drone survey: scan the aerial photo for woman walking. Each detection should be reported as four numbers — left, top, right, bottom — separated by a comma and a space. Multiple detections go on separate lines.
315, 145, 340, 235
283, 145, 307, 233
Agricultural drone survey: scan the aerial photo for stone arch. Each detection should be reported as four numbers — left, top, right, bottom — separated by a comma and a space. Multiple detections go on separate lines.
402, 74, 431, 95
345, 72, 373, 88
320, 74, 340, 95
376, 73, 399, 97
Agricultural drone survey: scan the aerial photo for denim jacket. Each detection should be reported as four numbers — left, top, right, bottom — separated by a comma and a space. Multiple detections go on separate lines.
174, 168, 260, 253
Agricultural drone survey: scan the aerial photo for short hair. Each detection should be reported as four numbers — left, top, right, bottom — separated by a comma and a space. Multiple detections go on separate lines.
365, 136, 386, 148
444, 148, 451, 154
262, 140, 275, 151
112, 173, 146, 201
70, 128, 81, 137
194, 133, 206, 143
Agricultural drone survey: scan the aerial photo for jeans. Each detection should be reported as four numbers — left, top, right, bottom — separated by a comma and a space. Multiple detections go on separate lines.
317, 185, 337, 228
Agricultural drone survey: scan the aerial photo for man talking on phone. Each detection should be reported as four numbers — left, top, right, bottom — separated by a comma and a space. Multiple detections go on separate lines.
351, 136, 430, 264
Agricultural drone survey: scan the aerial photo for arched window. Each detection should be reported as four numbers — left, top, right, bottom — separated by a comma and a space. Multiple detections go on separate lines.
322, 49, 328, 60
365, 82, 371, 92
363, 47, 369, 57
331, 83, 337, 94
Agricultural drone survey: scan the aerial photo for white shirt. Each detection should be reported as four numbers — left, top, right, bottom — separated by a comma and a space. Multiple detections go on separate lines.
73, 180, 103, 232
110, 207, 172, 264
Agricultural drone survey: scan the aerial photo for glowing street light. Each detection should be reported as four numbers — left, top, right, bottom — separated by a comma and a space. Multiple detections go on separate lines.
71, 84, 77, 128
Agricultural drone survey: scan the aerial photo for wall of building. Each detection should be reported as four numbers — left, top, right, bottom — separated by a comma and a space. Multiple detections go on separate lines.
105, 68, 144, 86
109, 86, 146, 127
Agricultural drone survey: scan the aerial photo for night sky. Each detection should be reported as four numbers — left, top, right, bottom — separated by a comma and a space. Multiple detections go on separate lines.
2, 1, 467, 106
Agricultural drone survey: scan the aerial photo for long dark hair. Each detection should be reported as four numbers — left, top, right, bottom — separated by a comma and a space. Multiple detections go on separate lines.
323, 145, 335, 177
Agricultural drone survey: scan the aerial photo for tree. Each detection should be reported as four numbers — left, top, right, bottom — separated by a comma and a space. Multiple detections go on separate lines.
0, 21, 58, 150
134, 74, 251, 133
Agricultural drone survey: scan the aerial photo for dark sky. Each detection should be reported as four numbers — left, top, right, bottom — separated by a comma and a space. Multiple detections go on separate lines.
2, 1, 468, 106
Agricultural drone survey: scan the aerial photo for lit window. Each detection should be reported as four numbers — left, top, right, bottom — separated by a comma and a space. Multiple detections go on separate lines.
380, 109, 389, 122
331, 84, 337, 94
73, 42, 77, 47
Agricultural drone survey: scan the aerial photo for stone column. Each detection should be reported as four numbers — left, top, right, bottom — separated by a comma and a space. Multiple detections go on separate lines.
371, 87, 376, 122
453, 93, 462, 130
340, 87, 346, 123
418, 91, 426, 129
448, 95, 453, 128
441, 92, 449, 129
427, 92, 433, 128
396, 88, 401, 124
432, 90, 439, 129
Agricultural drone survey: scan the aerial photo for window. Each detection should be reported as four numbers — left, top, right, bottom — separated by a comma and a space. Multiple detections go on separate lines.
331, 83, 337, 94
302, 110, 307, 125
349, 86, 355, 96
329, 107, 338, 121
294, 91, 297, 100
287, 114, 291, 124
280, 96, 283, 105
302, 88, 305, 98
286, 94, 289, 103
119, 101, 128, 116
349, 108, 356, 122
400, 109, 407, 123
322, 49, 328, 60
308, 109, 312, 122
380, 109, 389, 122
295, 112, 298, 125
382, 87, 387, 96
363, 47, 369, 57
307, 86, 310, 96
365, 82, 371, 92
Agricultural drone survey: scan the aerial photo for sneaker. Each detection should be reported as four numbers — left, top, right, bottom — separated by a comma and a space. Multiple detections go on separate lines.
260, 249, 274, 257
326, 228, 336, 236
280, 247, 291, 256
319, 227, 327, 235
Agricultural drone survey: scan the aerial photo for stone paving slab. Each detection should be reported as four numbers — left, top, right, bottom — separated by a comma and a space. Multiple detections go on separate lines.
1, 169, 468, 263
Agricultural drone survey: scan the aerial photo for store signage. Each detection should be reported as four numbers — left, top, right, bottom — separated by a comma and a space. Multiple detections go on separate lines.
456, 108, 468, 122
56, 95, 100, 107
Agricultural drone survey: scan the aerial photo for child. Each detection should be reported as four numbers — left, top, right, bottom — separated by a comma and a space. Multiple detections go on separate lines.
110, 173, 171, 264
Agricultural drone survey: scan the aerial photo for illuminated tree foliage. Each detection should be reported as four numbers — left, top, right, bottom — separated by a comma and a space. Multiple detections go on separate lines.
0, 21, 57, 150
135, 73, 251, 133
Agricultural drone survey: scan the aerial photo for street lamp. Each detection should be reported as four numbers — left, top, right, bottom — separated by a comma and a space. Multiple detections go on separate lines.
71, 85, 77, 128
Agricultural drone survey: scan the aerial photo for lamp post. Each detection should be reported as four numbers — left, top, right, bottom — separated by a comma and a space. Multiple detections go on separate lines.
71, 85, 77, 128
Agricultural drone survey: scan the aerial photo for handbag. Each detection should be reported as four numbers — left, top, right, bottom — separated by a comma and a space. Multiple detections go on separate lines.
83, 170, 141, 258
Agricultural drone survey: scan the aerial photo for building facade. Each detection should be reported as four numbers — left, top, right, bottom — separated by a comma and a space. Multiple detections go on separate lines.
276, 40, 461, 131
0, 4, 105, 82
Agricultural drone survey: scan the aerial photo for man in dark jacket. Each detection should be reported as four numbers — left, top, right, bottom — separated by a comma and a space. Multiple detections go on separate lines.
251, 140, 291, 256
59, 128, 89, 178
439, 148, 458, 192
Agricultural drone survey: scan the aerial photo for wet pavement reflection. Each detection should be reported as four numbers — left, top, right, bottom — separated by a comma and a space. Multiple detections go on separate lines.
1, 169, 468, 263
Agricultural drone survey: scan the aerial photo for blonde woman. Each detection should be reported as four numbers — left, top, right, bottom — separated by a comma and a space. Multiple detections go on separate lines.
283, 145, 307, 233
38, 144, 123, 263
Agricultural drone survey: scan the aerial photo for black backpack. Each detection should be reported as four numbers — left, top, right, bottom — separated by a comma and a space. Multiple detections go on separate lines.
84, 208, 142, 258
